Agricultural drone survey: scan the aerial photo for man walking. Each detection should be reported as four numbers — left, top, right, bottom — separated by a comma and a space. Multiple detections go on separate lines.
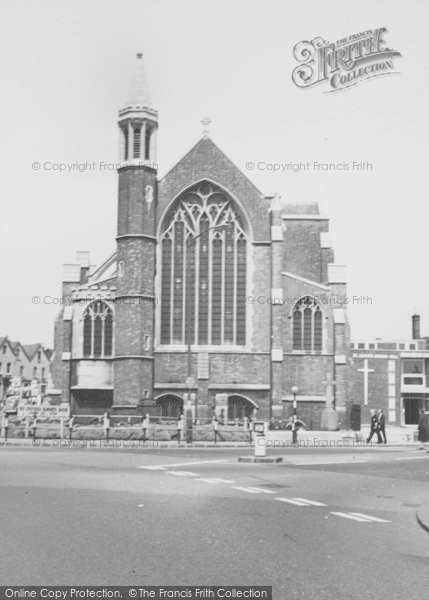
366, 409, 381, 443
418, 408, 426, 443
377, 408, 387, 444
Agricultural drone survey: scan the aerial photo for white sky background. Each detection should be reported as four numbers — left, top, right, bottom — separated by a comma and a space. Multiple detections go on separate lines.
0, 0, 427, 346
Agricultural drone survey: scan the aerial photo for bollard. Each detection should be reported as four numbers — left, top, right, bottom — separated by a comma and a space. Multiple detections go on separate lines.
104, 412, 110, 441
253, 421, 267, 457
4, 415, 9, 443
69, 415, 74, 441
33, 417, 37, 441
60, 416, 64, 439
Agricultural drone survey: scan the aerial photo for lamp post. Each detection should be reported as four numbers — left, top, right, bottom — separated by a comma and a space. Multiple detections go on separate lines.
291, 385, 299, 444
185, 221, 231, 421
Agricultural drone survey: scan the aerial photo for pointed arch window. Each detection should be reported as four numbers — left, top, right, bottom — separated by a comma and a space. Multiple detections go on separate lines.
160, 182, 248, 346
82, 301, 114, 358
292, 296, 323, 353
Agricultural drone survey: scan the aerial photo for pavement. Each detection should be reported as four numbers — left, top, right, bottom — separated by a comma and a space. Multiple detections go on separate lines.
1, 444, 429, 598
0, 425, 426, 447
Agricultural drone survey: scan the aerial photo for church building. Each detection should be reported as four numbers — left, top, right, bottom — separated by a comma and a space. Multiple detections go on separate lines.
50, 54, 351, 429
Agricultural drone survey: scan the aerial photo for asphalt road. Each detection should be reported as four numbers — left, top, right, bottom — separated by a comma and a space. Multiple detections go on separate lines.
0, 444, 428, 599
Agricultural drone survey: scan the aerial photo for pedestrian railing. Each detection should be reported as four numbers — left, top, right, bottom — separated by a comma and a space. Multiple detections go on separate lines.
0, 412, 253, 443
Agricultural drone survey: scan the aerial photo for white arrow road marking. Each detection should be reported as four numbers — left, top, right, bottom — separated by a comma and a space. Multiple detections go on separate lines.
292, 498, 327, 506
349, 512, 391, 523
167, 471, 200, 477
275, 498, 310, 506
139, 459, 229, 470
331, 512, 371, 522
232, 486, 262, 494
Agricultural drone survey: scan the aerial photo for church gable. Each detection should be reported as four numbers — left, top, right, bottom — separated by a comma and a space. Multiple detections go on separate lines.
158, 137, 270, 241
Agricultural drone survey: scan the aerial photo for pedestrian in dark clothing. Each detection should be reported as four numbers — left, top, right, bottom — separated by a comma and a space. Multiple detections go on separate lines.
366, 409, 382, 443
377, 409, 387, 444
418, 409, 426, 443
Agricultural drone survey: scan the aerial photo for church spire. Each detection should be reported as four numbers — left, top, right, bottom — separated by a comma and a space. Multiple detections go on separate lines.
118, 53, 158, 165
123, 53, 153, 110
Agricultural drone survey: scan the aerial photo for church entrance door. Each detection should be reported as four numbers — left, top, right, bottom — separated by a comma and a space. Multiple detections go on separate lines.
403, 395, 422, 424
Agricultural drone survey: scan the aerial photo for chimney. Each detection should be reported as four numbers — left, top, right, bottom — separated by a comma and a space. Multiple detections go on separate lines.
412, 314, 421, 340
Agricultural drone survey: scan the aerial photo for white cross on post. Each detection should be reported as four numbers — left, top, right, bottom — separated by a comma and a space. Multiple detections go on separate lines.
358, 358, 374, 405
201, 116, 212, 137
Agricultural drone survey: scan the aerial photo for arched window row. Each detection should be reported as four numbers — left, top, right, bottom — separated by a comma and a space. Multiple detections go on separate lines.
160, 182, 248, 346
83, 301, 113, 358
292, 296, 323, 353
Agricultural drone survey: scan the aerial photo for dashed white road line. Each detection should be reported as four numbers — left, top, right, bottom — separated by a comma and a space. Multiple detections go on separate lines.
275, 498, 311, 506
292, 459, 368, 466
139, 466, 169, 471
331, 512, 370, 522
348, 512, 390, 523
195, 477, 233, 484
292, 498, 327, 506
139, 459, 229, 470
232, 486, 262, 494
331, 511, 390, 523
245, 487, 276, 494
394, 456, 428, 461
167, 471, 200, 477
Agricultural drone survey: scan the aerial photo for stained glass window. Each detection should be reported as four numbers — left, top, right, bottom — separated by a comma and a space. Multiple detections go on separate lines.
292, 296, 323, 353
160, 182, 247, 346
82, 301, 114, 358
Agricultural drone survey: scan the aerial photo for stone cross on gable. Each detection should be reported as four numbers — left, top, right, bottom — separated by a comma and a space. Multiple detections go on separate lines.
201, 116, 212, 137
358, 358, 375, 405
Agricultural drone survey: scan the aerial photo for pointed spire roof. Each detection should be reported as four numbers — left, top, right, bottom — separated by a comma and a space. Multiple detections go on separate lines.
123, 53, 153, 109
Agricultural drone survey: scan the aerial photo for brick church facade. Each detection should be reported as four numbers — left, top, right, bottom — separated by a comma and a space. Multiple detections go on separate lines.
50, 54, 352, 429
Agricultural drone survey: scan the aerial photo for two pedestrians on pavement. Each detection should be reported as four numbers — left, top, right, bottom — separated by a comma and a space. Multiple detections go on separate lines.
366, 408, 387, 444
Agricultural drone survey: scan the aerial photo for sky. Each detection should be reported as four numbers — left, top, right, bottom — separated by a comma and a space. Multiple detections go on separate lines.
0, 0, 427, 346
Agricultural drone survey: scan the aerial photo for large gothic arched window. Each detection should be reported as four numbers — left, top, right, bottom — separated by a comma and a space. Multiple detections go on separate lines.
292, 296, 323, 353
83, 301, 113, 358
160, 181, 248, 346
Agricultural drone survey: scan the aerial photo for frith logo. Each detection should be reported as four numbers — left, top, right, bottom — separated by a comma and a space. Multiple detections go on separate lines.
292, 28, 401, 92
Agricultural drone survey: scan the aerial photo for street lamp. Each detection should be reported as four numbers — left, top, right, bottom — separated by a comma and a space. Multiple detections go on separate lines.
291, 385, 299, 444
185, 220, 231, 421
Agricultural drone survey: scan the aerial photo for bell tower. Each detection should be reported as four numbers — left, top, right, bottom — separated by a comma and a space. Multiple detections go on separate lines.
113, 53, 158, 413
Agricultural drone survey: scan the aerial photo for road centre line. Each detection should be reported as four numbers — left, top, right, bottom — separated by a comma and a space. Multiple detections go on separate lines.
244, 487, 276, 494
331, 512, 372, 522
394, 456, 428, 460
291, 459, 368, 466
349, 512, 390, 523
292, 498, 327, 506
139, 459, 229, 470
195, 478, 232, 484
232, 486, 261, 494
274, 498, 310, 506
